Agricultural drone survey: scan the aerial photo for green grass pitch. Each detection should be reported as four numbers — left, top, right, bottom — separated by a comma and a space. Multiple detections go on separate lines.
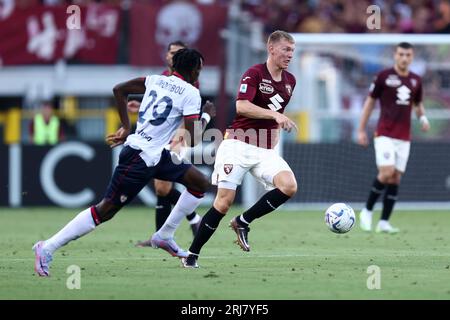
0, 207, 449, 300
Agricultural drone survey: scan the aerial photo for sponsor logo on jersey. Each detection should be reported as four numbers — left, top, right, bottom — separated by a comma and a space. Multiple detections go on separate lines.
396, 85, 411, 105
285, 84, 292, 96
259, 83, 274, 94
242, 76, 251, 81
240, 84, 248, 93
120, 195, 128, 203
410, 78, 417, 88
224, 164, 233, 174
262, 78, 272, 83
137, 129, 153, 142
385, 75, 401, 87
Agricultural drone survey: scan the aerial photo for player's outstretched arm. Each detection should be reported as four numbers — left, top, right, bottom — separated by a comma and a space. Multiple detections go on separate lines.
357, 96, 376, 147
414, 102, 430, 132
106, 78, 146, 148
183, 101, 216, 147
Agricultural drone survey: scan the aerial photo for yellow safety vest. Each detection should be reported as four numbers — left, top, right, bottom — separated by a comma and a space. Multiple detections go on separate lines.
33, 114, 60, 145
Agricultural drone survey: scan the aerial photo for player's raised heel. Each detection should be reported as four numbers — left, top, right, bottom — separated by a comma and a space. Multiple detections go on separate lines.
229, 218, 250, 252
150, 233, 189, 258
32, 241, 53, 277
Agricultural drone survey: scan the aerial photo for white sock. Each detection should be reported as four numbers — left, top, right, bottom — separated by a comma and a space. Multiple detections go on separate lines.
189, 214, 201, 225
158, 190, 203, 239
43, 207, 96, 254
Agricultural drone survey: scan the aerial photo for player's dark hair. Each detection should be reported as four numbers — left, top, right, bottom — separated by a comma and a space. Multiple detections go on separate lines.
172, 48, 204, 84
167, 40, 187, 51
396, 42, 414, 50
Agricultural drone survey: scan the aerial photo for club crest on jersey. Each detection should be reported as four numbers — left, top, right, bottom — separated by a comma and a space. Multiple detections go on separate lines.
285, 84, 292, 96
410, 78, 417, 87
259, 83, 274, 94
383, 152, 390, 160
224, 164, 233, 174
120, 195, 128, 203
385, 75, 401, 87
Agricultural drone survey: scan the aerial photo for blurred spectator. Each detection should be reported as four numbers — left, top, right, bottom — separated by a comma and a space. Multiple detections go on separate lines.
240, 0, 446, 35
434, 0, 450, 33
29, 100, 64, 145
6, 0, 447, 34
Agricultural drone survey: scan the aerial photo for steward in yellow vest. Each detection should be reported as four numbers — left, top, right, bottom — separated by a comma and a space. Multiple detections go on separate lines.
31, 102, 61, 145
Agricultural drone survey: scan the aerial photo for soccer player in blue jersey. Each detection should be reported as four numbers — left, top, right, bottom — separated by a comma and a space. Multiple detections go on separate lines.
33, 49, 215, 277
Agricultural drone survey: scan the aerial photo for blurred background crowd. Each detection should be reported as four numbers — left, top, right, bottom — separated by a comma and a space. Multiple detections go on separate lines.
6, 0, 450, 34
0, 0, 449, 146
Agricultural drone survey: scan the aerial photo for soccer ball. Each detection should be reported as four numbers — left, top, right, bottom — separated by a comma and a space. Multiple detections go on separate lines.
325, 203, 356, 234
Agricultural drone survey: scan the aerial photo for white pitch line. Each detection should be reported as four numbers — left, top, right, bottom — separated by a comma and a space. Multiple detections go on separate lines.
1, 252, 450, 262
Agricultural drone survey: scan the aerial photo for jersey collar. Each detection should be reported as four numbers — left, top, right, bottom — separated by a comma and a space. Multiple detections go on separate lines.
172, 71, 185, 81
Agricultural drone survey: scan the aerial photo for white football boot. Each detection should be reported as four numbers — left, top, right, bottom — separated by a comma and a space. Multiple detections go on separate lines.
375, 220, 400, 234
359, 208, 373, 232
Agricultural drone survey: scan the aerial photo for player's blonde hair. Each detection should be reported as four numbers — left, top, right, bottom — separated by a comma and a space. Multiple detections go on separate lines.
267, 30, 294, 45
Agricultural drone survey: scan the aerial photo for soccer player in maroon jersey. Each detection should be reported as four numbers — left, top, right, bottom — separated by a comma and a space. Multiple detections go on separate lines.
180, 30, 298, 268
357, 42, 430, 234
128, 41, 204, 245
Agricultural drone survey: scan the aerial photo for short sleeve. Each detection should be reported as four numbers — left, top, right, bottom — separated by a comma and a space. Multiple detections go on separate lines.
414, 78, 423, 104
369, 73, 383, 99
290, 74, 297, 92
182, 90, 202, 116
237, 68, 259, 101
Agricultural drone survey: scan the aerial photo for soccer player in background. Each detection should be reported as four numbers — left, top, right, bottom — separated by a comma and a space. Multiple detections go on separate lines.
128, 41, 204, 245
357, 42, 430, 234
176, 30, 298, 268
33, 49, 215, 276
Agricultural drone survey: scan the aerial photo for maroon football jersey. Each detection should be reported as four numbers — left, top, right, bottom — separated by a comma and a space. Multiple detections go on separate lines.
369, 67, 422, 141
226, 63, 296, 149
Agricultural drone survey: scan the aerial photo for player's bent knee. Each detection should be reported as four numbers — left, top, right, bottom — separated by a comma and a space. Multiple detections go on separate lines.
279, 181, 297, 197
193, 175, 210, 194
378, 168, 395, 183
182, 167, 210, 194
154, 180, 172, 197
214, 199, 232, 214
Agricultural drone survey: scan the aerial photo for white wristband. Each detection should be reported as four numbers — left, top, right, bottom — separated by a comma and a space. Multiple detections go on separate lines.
201, 113, 211, 124
419, 115, 429, 126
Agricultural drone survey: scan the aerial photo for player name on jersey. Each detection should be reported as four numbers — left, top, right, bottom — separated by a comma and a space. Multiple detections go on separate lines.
156, 78, 186, 95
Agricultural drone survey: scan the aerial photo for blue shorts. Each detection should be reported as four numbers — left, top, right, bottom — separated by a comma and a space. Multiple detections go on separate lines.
104, 146, 192, 206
